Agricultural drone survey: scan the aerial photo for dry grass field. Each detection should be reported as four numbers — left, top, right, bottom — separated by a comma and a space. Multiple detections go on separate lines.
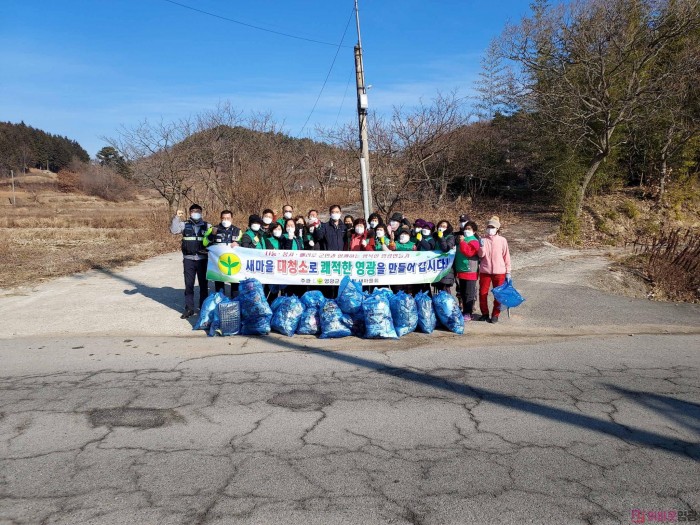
0, 170, 178, 290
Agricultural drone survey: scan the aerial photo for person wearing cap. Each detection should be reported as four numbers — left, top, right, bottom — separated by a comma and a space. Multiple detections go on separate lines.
477, 216, 512, 323
387, 212, 404, 239
458, 214, 470, 231
241, 215, 265, 249
170, 203, 212, 319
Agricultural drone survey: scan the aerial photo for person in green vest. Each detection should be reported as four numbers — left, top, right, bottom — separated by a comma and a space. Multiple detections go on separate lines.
240, 215, 265, 249
392, 226, 416, 251
455, 220, 480, 321
373, 224, 392, 251
433, 219, 456, 295
281, 218, 304, 251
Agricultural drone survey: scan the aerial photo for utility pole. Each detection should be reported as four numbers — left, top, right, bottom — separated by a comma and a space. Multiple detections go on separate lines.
10, 170, 16, 205
354, 0, 373, 219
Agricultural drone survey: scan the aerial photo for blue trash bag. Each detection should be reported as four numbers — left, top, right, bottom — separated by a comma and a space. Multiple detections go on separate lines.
296, 307, 321, 335
270, 295, 286, 313
371, 287, 394, 300
207, 296, 233, 337
389, 291, 418, 337
362, 294, 398, 339
433, 291, 465, 335
271, 295, 304, 337
238, 278, 272, 336
301, 290, 325, 309
415, 292, 437, 334
492, 280, 525, 309
319, 300, 353, 339
216, 300, 241, 336
337, 276, 364, 315
193, 291, 226, 331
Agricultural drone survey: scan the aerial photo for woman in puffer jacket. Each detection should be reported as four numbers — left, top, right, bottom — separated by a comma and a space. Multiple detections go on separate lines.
432, 219, 456, 294
477, 216, 511, 323
346, 218, 373, 251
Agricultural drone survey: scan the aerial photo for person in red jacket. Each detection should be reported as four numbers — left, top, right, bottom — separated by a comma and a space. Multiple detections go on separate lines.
347, 218, 374, 251
455, 221, 480, 321
477, 216, 512, 323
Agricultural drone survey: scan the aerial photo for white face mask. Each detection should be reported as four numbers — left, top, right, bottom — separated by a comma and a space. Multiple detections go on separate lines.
283, 212, 293, 219
286, 228, 295, 235
375, 230, 385, 238
273, 230, 282, 238
262, 217, 273, 225
390, 221, 399, 230
331, 212, 341, 221
438, 227, 446, 233
190, 212, 202, 221
487, 227, 497, 236
399, 235, 410, 244
464, 230, 473, 237
221, 220, 232, 228
369, 221, 378, 228
355, 226, 365, 235
251, 223, 261, 232
421, 228, 431, 236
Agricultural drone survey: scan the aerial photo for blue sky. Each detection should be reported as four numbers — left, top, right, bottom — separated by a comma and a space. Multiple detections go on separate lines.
0, 0, 532, 157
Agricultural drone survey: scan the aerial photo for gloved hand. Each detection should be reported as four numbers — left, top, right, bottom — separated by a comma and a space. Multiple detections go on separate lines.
506, 273, 512, 283
362, 239, 368, 247
309, 240, 315, 247
437, 230, 443, 238
416, 232, 422, 241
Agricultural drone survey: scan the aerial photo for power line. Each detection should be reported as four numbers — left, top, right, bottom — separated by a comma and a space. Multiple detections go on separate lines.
298, 7, 355, 136
334, 67, 355, 129
162, 0, 352, 48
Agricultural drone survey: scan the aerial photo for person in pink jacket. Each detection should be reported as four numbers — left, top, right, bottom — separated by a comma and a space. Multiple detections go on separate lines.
477, 216, 511, 323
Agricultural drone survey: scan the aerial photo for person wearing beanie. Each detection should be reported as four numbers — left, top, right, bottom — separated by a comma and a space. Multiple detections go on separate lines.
170, 203, 212, 318
455, 220, 480, 321
477, 216, 511, 323
241, 214, 265, 249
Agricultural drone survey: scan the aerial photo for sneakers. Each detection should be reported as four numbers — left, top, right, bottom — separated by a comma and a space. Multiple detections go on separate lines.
490, 316, 499, 324
463, 314, 472, 322
180, 308, 195, 319
477, 314, 490, 322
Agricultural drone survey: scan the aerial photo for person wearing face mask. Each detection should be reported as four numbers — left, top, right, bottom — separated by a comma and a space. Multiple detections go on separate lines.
281, 218, 304, 251
305, 210, 321, 249
343, 215, 355, 243
477, 216, 511, 323
366, 212, 383, 237
204, 210, 242, 298
372, 225, 392, 252
415, 222, 436, 251
392, 226, 416, 252
170, 203, 212, 319
347, 218, 373, 251
455, 221, 480, 321
386, 212, 404, 240
241, 215, 265, 250
260, 209, 276, 237
432, 220, 456, 294
458, 214, 470, 232
313, 204, 347, 252
277, 204, 294, 227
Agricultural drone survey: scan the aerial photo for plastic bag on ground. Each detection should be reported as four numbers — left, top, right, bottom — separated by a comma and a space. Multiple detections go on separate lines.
433, 291, 465, 335
415, 292, 437, 334
319, 300, 353, 339
389, 291, 418, 337
362, 294, 398, 339
301, 290, 325, 309
337, 276, 364, 315
271, 295, 304, 337
216, 300, 241, 336
296, 307, 321, 335
492, 280, 525, 308
207, 296, 233, 337
239, 278, 272, 335
193, 291, 226, 331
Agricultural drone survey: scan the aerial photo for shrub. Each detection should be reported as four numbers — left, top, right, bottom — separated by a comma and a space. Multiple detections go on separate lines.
620, 200, 640, 219
79, 165, 136, 202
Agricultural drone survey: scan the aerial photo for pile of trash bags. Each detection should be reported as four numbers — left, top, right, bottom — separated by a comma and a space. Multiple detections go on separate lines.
193, 276, 465, 338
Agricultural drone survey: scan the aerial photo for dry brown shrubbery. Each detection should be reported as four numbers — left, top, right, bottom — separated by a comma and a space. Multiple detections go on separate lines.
57, 165, 136, 202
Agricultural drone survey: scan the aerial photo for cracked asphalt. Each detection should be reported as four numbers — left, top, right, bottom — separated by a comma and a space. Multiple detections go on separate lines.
1, 229, 699, 524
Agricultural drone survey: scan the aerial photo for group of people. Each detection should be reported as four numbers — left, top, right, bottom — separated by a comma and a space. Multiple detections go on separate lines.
170, 203, 512, 325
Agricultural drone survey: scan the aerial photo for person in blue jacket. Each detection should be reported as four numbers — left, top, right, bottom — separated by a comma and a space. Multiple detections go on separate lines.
313, 204, 347, 251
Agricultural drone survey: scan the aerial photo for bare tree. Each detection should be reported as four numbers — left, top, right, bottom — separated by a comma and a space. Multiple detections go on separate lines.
496, 0, 700, 217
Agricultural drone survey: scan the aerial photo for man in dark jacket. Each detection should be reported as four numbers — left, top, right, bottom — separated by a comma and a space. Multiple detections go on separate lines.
205, 209, 242, 297
313, 204, 347, 251
170, 203, 212, 319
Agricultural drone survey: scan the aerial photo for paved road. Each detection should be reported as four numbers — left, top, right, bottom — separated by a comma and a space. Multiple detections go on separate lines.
1, 237, 698, 524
